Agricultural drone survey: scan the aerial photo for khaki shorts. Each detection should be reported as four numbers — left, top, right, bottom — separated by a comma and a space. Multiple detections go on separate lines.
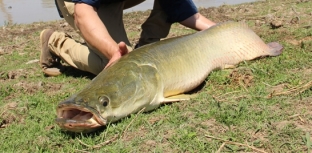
49, 0, 171, 75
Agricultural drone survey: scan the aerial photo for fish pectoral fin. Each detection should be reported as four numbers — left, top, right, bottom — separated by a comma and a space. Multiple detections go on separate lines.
161, 94, 197, 104
223, 64, 236, 69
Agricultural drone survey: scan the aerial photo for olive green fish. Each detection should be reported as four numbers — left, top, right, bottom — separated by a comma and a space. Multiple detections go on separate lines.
55, 21, 283, 133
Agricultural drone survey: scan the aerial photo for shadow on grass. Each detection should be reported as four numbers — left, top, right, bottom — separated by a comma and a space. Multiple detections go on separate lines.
58, 118, 130, 138
51, 65, 96, 80
59, 126, 108, 138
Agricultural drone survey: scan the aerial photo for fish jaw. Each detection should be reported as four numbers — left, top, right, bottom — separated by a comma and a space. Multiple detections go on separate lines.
56, 99, 107, 133
54, 61, 163, 132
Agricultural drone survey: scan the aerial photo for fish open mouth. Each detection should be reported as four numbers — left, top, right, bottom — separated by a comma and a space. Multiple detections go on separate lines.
56, 105, 106, 133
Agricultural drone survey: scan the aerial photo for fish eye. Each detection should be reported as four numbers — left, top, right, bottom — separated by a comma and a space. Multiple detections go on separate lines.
99, 96, 109, 107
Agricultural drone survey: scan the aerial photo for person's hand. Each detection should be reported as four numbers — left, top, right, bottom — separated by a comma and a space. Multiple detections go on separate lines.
104, 41, 129, 69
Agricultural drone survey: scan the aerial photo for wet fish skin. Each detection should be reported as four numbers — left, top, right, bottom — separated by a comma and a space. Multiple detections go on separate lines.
56, 21, 283, 132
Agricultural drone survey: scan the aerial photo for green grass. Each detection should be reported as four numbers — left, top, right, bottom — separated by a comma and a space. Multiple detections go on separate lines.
1, 0, 312, 152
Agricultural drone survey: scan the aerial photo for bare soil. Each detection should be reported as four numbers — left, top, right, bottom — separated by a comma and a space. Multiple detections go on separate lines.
0, 0, 312, 151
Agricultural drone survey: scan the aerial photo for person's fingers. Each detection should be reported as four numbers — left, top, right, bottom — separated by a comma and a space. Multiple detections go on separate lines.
118, 41, 129, 55
104, 42, 129, 70
104, 54, 120, 69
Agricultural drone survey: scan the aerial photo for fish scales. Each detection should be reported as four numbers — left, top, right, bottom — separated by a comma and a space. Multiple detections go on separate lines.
128, 22, 275, 96
55, 21, 283, 132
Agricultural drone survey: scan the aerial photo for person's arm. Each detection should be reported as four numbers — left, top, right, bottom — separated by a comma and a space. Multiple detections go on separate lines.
179, 13, 216, 31
74, 3, 128, 68
158, 0, 216, 31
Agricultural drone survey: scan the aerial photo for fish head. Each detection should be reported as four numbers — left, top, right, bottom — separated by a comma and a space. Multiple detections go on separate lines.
56, 62, 160, 133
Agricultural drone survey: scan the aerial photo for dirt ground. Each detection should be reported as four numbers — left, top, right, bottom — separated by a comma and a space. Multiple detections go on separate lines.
1, 0, 312, 135
0, 0, 312, 152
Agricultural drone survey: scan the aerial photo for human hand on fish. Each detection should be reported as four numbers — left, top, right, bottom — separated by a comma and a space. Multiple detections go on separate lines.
104, 41, 129, 69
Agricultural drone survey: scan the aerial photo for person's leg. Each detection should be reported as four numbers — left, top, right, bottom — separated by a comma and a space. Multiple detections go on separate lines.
67, 0, 134, 57
137, 0, 172, 47
179, 13, 216, 31
96, 2, 132, 48
124, 0, 145, 10
58, 0, 76, 31
48, 31, 108, 75
43, 0, 134, 75
43, 0, 108, 75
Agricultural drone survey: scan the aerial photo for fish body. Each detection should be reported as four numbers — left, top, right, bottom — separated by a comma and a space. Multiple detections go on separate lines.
56, 21, 283, 132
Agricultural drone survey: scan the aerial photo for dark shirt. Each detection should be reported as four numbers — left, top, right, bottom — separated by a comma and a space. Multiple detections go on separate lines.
72, 0, 125, 6
158, 0, 198, 23
55, 0, 198, 23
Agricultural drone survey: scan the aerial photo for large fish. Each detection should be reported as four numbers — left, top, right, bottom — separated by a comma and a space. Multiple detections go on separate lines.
55, 21, 283, 133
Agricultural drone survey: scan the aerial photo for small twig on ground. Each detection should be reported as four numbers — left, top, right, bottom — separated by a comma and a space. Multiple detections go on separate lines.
213, 91, 248, 103
288, 114, 305, 122
244, 16, 266, 20
75, 149, 91, 153
288, 114, 300, 119
77, 139, 92, 148
205, 135, 267, 153
89, 135, 118, 149
213, 91, 241, 102
298, 115, 305, 122
0, 110, 5, 117
0, 103, 12, 117
77, 107, 146, 151
268, 80, 312, 98
291, 6, 299, 14
240, 82, 249, 92
262, 82, 273, 87
215, 91, 241, 99
214, 95, 248, 103
120, 107, 146, 138
216, 142, 226, 153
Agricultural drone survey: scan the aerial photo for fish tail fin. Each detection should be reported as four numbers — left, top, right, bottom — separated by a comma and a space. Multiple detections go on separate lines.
266, 42, 283, 56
